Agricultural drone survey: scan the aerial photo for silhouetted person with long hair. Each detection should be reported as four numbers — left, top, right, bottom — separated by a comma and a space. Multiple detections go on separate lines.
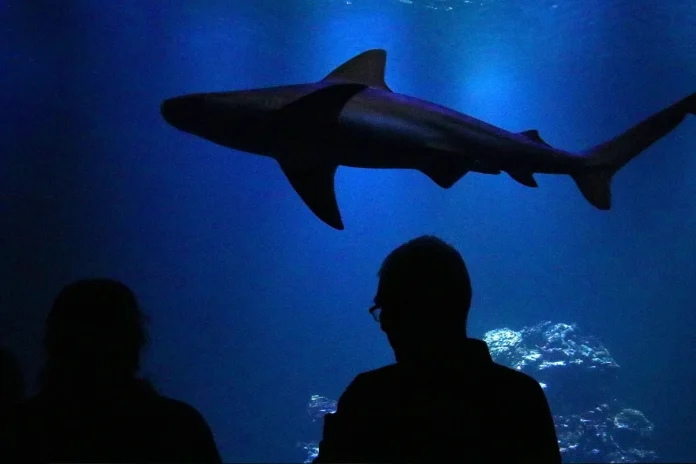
2, 278, 221, 463
314, 236, 562, 463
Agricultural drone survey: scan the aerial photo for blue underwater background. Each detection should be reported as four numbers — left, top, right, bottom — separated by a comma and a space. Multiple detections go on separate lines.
1, 0, 695, 461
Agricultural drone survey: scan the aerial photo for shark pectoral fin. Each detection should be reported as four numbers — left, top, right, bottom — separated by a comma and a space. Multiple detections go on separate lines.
278, 160, 344, 230
507, 170, 538, 187
275, 83, 369, 144
420, 163, 469, 189
321, 49, 392, 91
519, 129, 551, 147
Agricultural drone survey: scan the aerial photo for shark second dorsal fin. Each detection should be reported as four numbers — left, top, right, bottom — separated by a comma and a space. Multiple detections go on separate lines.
322, 49, 392, 91
519, 129, 551, 147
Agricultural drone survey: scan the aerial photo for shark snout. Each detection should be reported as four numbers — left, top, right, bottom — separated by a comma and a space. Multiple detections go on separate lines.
160, 94, 208, 130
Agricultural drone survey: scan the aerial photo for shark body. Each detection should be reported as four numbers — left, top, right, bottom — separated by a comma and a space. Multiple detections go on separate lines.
161, 49, 695, 229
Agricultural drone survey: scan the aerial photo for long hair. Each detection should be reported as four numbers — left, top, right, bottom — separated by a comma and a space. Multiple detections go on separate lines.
39, 278, 150, 393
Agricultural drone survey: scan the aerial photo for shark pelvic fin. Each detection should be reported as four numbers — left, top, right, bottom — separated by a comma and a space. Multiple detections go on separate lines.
278, 160, 344, 230
519, 129, 551, 147
420, 163, 469, 189
322, 49, 392, 91
507, 170, 538, 187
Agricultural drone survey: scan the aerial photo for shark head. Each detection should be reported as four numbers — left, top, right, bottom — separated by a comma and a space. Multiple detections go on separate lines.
160, 93, 206, 131
160, 91, 276, 154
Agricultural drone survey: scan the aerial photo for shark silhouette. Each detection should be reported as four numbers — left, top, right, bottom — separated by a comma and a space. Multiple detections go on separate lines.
161, 49, 695, 230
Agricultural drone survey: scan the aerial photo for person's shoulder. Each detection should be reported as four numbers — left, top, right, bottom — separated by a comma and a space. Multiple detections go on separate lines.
352, 363, 401, 386
1, 395, 53, 436
358, 363, 400, 378
489, 363, 545, 393
154, 395, 204, 415
150, 395, 211, 427
332, 364, 400, 412
142, 395, 221, 462
339, 364, 400, 399
11, 396, 38, 410
8, 394, 48, 417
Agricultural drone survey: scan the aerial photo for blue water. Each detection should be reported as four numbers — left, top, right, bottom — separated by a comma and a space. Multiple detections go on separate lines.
1, 0, 695, 461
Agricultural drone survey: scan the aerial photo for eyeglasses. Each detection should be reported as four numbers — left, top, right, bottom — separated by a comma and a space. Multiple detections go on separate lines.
368, 304, 382, 322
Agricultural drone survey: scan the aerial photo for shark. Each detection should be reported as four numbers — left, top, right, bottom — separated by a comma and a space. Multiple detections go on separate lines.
161, 49, 695, 230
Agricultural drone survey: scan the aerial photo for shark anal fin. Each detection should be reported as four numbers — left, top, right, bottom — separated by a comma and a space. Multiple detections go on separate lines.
278, 160, 344, 230
519, 129, 551, 147
322, 49, 392, 92
420, 162, 469, 189
275, 83, 368, 146
507, 170, 538, 187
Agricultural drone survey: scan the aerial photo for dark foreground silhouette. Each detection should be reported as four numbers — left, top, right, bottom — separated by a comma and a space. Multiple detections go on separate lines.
314, 236, 562, 463
0, 348, 25, 414
1, 279, 221, 463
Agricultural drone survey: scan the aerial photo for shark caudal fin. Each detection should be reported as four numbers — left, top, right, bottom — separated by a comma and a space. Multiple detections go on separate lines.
573, 91, 696, 209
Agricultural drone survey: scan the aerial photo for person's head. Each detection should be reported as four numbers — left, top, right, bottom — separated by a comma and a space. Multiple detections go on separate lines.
41, 278, 148, 388
370, 236, 472, 361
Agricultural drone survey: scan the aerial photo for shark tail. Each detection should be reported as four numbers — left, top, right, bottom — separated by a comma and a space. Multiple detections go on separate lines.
572, 92, 696, 209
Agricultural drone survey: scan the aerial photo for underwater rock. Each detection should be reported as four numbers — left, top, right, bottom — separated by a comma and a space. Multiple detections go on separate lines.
484, 321, 620, 416
299, 439, 321, 463
554, 404, 656, 463
307, 394, 338, 423
300, 395, 337, 462
301, 322, 656, 463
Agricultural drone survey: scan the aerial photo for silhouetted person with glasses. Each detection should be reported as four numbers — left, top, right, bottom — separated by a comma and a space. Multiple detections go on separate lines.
2, 278, 221, 463
314, 236, 562, 463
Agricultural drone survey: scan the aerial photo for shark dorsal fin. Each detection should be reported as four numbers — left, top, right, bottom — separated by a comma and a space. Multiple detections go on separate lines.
322, 49, 392, 91
519, 129, 551, 147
